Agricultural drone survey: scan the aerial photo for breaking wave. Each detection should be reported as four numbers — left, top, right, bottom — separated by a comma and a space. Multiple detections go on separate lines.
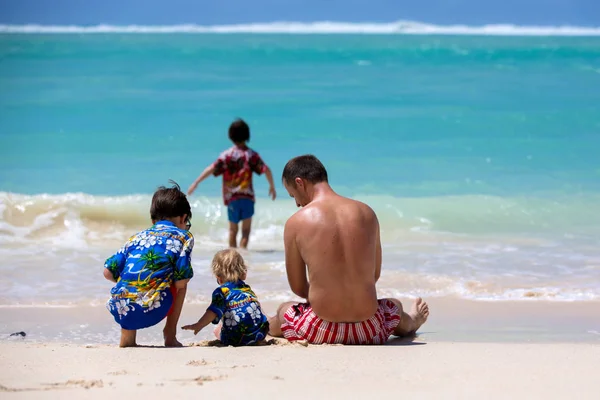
1, 21, 600, 36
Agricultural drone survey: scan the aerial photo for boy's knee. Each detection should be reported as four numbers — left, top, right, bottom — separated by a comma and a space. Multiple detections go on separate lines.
241, 227, 251, 238
229, 224, 239, 234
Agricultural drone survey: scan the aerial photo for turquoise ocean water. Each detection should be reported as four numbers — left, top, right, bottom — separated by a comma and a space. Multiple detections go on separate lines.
1, 26, 600, 307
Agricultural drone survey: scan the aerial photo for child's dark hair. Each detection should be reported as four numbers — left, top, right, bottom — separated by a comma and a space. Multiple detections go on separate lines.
150, 180, 192, 222
228, 118, 250, 143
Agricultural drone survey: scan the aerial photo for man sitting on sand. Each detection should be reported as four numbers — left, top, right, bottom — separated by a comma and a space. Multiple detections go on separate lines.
268, 155, 429, 344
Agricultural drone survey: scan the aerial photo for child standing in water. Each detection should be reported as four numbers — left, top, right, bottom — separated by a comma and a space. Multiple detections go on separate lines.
187, 118, 276, 249
104, 182, 194, 348
182, 249, 269, 346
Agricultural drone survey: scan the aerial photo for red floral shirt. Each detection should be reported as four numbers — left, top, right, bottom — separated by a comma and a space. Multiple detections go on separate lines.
212, 146, 266, 205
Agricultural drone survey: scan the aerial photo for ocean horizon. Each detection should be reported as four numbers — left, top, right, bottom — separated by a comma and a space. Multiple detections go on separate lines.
1, 20, 600, 35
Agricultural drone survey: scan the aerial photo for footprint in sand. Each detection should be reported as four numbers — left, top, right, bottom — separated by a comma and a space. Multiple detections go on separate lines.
186, 359, 210, 366
173, 375, 227, 386
108, 370, 128, 376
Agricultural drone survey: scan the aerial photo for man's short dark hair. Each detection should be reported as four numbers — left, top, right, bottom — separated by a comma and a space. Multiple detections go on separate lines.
228, 118, 250, 143
150, 180, 192, 222
282, 155, 328, 185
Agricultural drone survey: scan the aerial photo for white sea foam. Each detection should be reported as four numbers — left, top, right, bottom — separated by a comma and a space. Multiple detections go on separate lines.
1, 191, 599, 304
1, 21, 600, 36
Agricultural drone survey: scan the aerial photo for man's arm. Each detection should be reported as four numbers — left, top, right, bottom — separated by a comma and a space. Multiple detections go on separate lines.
187, 164, 216, 196
374, 215, 382, 283
284, 217, 309, 299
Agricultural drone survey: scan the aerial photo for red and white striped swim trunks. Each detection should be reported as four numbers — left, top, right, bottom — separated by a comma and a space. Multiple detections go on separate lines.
281, 299, 401, 345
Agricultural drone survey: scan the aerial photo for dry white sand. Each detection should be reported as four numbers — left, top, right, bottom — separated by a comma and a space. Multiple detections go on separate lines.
1, 298, 599, 399
1, 339, 600, 399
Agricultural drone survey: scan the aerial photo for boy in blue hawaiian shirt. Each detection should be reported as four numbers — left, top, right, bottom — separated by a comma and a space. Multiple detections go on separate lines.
182, 249, 269, 346
104, 181, 194, 348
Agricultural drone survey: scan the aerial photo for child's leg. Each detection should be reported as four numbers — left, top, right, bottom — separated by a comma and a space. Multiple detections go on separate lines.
213, 323, 222, 340
240, 218, 252, 249
228, 222, 238, 248
120, 329, 137, 348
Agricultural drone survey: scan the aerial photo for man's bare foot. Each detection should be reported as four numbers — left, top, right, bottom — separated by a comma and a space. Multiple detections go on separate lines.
408, 297, 429, 334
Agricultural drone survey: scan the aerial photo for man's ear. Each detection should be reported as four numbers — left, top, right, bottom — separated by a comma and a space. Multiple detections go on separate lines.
294, 177, 303, 188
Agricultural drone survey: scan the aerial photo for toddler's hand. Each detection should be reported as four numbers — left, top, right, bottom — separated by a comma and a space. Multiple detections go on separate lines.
181, 323, 201, 335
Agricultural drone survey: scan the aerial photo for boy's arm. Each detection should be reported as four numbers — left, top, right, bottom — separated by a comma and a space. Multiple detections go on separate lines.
164, 280, 189, 339
103, 241, 130, 282
181, 309, 218, 335
264, 166, 277, 200
165, 236, 195, 341
187, 164, 216, 196
103, 268, 117, 283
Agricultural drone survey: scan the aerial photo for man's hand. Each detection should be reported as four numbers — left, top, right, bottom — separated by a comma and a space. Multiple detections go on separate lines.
269, 185, 277, 200
181, 322, 202, 335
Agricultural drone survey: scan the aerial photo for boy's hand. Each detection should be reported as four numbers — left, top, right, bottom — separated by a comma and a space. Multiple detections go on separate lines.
269, 186, 277, 200
187, 183, 198, 196
181, 323, 202, 335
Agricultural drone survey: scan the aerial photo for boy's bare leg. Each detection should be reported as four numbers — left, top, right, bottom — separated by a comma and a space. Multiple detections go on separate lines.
228, 222, 238, 248
240, 218, 252, 249
119, 329, 137, 348
387, 297, 430, 337
163, 287, 187, 347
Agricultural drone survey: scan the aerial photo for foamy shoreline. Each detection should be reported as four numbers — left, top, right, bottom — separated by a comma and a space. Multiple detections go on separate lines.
2, 298, 599, 345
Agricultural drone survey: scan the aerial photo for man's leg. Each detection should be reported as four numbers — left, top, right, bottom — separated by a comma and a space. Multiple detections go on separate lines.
228, 222, 238, 248
240, 218, 252, 249
268, 301, 296, 337
119, 329, 137, 348
386, 297, 430, 337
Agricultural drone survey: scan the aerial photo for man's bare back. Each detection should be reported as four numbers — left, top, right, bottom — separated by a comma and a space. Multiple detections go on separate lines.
287, 193, 380, 322
269, 155, 429, 344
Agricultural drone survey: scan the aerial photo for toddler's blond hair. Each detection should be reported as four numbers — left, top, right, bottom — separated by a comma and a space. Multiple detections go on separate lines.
212, 249, 248, 282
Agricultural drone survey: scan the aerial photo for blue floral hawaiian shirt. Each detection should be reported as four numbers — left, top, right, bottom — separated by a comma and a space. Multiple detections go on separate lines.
208, 280, 269, 346
105, 221, 194, 330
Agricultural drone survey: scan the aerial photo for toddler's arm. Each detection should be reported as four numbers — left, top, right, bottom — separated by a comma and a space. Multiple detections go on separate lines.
181, 309, 218, 335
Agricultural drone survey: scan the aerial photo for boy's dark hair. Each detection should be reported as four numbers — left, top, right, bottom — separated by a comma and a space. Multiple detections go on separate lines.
282, 155, 328, 185
228, 118, 250, 143
150, 180, 192, 222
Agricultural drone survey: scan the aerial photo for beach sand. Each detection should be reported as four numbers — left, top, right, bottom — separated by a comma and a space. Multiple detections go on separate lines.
1, 298, 599, 399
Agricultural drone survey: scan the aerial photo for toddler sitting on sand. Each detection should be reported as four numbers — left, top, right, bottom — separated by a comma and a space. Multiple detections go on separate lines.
182, 249, 269, 346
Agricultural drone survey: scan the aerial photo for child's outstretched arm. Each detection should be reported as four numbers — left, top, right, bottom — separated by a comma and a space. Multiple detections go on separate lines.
181, 309, 218, 335
187, 164, 215, 196
264, 165, 277, 200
